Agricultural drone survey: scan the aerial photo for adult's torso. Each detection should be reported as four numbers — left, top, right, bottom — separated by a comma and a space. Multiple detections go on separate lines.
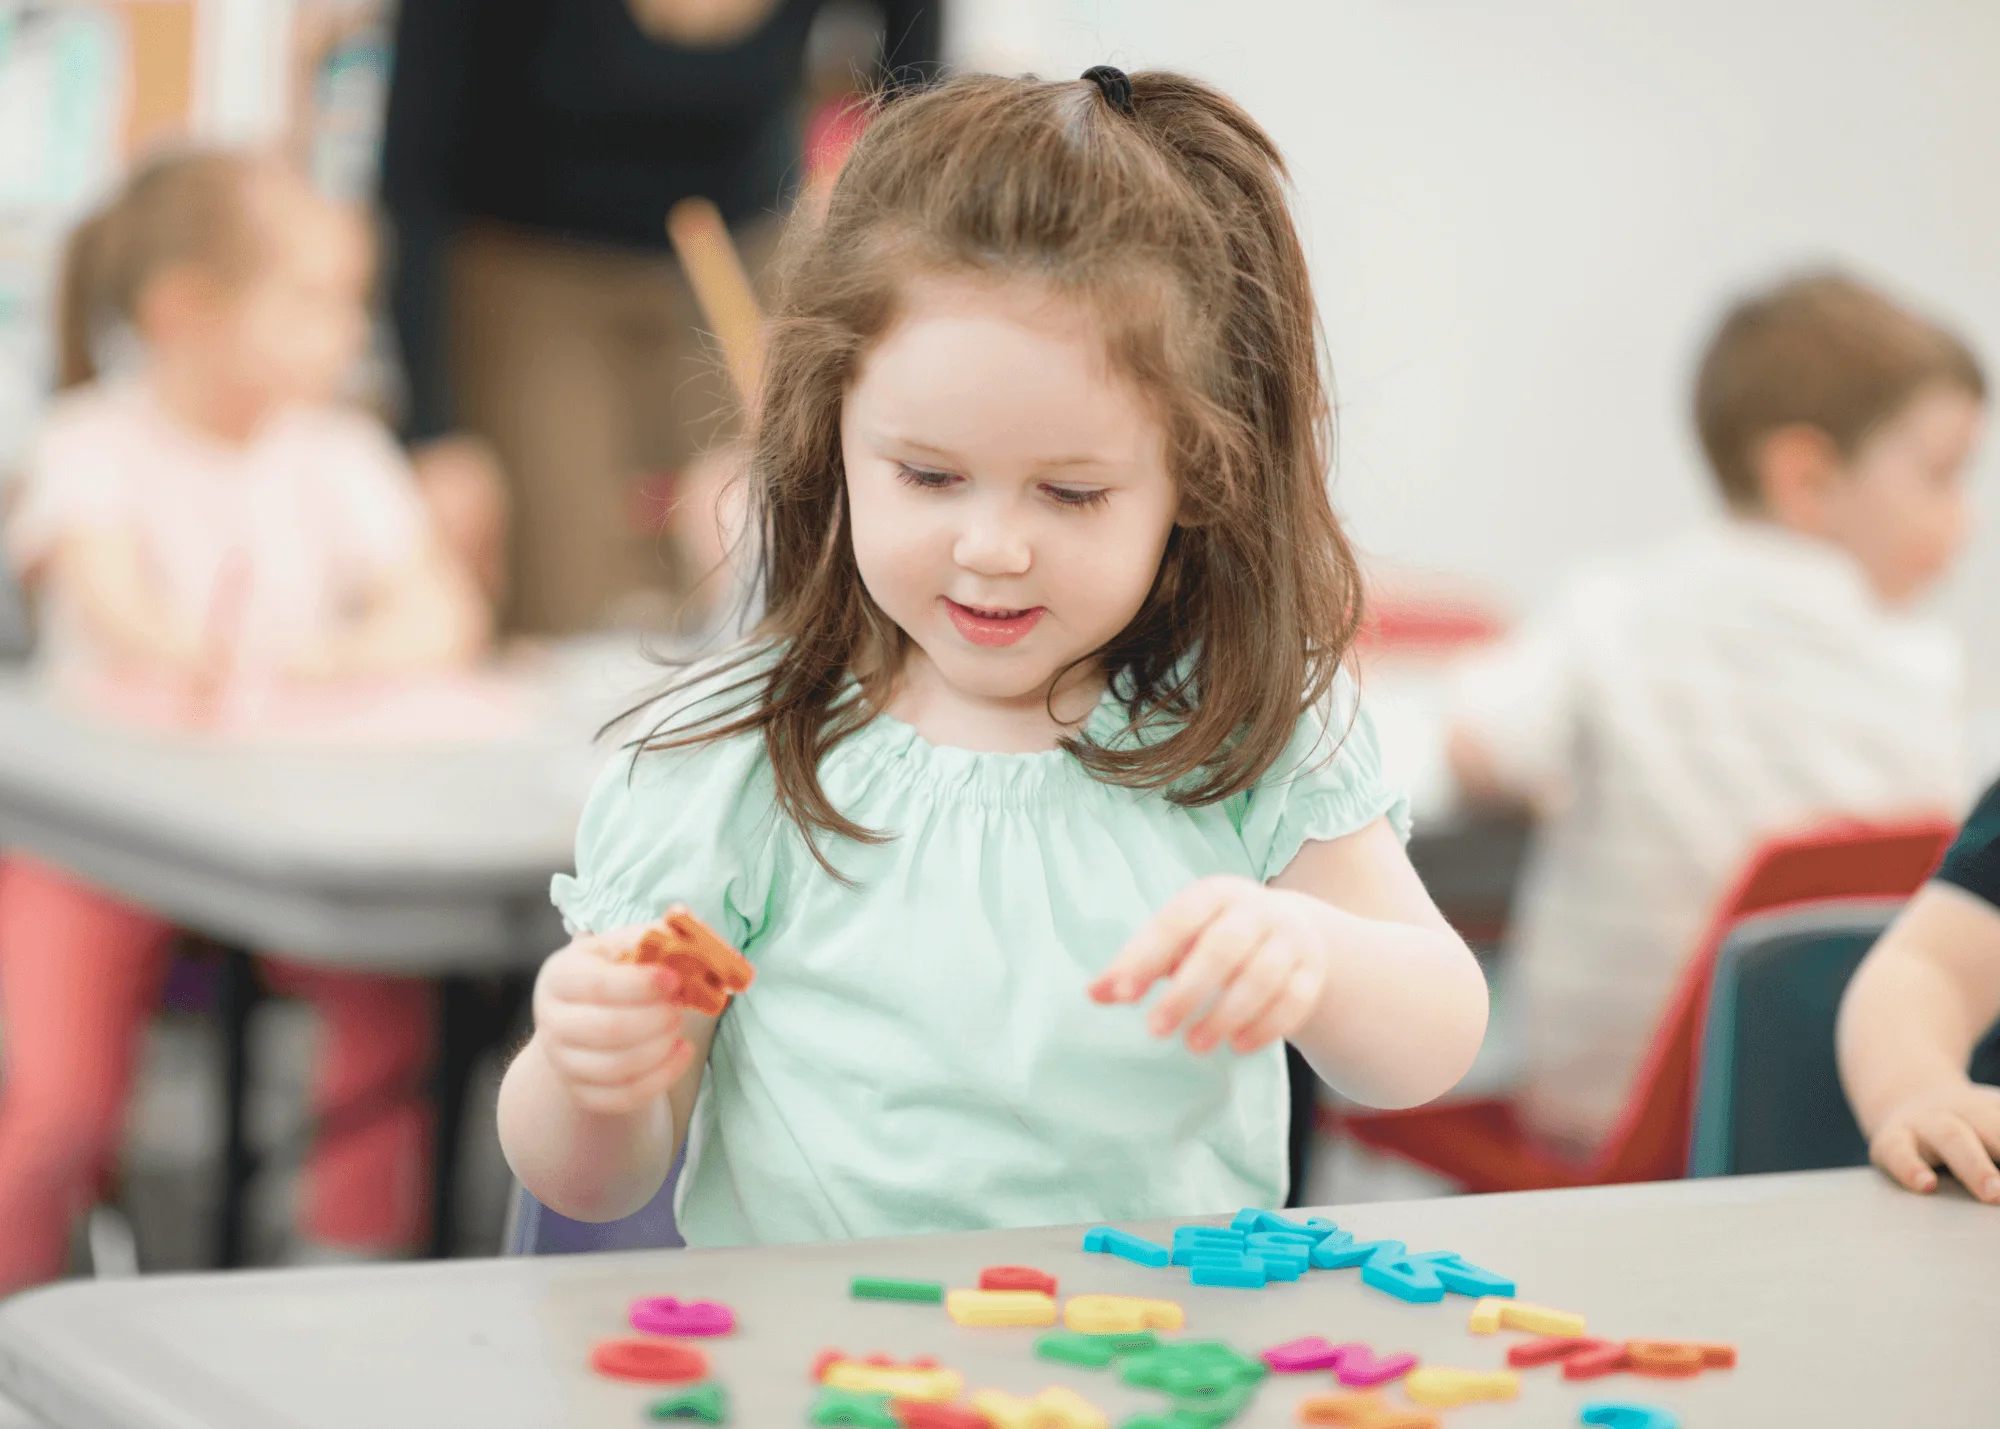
455, 0, 822, 245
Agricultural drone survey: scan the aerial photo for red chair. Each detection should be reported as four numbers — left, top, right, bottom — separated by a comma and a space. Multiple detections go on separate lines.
1341, 817, 1956, 1192
1354, 594, 1507, 657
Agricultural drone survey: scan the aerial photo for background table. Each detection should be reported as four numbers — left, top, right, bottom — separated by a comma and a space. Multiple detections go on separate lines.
0, 1169, 1981, 1428
0, 643, 652, 1263
0, 657, 630, 969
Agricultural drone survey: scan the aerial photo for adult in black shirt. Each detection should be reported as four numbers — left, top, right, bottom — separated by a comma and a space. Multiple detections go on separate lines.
1838, 777, 2000, 1203
380, 0, 941, 634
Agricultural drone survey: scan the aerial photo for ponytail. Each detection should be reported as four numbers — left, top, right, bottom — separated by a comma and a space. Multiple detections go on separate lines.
53, 207, 114, 389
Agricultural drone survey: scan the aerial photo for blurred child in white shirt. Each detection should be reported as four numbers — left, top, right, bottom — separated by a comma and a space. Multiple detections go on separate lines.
1451, 272, 1984, 1156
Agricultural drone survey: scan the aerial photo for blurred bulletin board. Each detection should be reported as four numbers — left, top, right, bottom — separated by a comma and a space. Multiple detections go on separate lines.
0, 2, 141, 475
292, 0, 390, 202
176, 0, 390, 197
0, 0, 395, 477
121, 0, 194, 155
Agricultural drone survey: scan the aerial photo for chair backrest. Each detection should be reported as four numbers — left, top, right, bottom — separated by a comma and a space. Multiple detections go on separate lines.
1354, 595, 1506, 656
1689, 899, 2000, 1177
1686, 900, 1899, 1177
1588, 816, 1956, 1184
502, 1149, 686, 1256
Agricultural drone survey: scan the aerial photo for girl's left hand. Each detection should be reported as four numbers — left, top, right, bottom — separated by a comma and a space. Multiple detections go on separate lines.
1089, 875, 1334, 1055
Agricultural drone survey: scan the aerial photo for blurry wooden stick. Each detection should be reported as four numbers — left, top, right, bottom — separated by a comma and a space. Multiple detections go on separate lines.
187, 548, 250, 730
666, 197, 766, 409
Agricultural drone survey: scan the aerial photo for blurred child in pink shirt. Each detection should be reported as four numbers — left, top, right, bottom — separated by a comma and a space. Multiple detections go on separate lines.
0, 149, 492, 1286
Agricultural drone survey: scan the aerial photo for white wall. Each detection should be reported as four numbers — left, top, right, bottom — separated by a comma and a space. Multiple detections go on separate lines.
949, 1, 2000, 696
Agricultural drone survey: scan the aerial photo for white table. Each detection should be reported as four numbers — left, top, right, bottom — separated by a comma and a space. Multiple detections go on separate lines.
0, 1169, 1981, 1428
0, 652, 645, 969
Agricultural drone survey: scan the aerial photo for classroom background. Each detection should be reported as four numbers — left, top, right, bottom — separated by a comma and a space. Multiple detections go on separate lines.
14, 1, 1995, 706
0, 0, 1995, 1351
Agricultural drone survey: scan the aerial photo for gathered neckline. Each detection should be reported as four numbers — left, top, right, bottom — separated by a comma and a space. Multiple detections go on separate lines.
829, 683, 1158, 806
857, 684, 1123, 754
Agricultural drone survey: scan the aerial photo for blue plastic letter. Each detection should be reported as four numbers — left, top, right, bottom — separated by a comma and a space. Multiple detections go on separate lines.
1311, 1234, 1406, 1271
1580, 1405, 1679, 1429
1188, 1252, 1268, 1288
1082, 1226, 1172, 1268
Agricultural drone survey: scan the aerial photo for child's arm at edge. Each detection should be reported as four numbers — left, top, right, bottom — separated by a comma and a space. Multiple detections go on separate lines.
57, 527, 211, 674
1446, 724, 1534, 809
497, 929, 716, 1222
291, 541, 490, 682
1837, 881, 2000, 1203
1091, 817, 1488, 1110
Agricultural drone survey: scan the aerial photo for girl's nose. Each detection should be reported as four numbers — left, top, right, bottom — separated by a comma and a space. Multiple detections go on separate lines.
953, 512, 1033, 577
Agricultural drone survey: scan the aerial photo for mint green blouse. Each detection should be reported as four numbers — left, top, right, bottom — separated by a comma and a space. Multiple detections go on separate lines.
550, 655, 1408, 1247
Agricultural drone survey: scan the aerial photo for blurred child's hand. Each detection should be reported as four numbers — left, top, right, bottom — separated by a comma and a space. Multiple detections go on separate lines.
531, 930, 699, 1116
1090, 875, 1333, 1056
279, 638, 349, 685
1869, 1078, 2000, 1204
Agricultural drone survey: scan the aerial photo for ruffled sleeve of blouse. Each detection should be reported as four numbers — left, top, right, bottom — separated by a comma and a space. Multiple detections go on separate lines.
1231, 671, 1411, 882
549, 655, 786, 951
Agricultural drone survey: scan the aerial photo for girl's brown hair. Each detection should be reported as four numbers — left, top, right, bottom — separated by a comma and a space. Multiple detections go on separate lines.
650, 70, 1362, 867
54, 149, 269, 389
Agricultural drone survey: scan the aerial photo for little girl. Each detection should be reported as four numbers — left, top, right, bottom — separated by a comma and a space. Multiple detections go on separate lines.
499, 69, 1489, 1241
0, 150, 491, 1285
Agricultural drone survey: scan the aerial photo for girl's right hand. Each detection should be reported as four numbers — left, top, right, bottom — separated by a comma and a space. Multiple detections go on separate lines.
531, 930, 698, 1116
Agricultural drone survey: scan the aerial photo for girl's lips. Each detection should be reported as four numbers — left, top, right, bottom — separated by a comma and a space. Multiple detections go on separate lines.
944, 598, 1046, 647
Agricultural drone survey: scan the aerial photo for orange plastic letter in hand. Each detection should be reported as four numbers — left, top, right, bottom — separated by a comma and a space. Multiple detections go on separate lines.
621, 905, 755, 1015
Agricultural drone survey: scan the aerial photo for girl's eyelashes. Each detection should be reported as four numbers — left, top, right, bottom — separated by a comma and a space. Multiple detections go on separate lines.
892, 461, 1109, 510
894, 461, 960, 491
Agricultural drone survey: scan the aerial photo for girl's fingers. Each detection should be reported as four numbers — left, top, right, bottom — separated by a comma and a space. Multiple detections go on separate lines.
544, 999, 681, 1052
1187, 939, 1296, 1054
559, 1041, 696, 1116
1091, 877, 1245, 1003
1149, 908, 1269, 1038
544, 951, 676, 1007
574, 925, 665, 962
1958, 1097, 2000, 1202
567, 1073, 668, 1117
1871, 1125, 1936, 1193
1231, 963, 1325, 1055
549, 1034, 686, 1088
1924, 1117, 2000, 1204
1959, 1088, 2000, 1164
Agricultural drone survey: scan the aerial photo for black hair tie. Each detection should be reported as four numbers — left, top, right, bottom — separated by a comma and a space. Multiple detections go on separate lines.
1082, 65, 1135, 117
